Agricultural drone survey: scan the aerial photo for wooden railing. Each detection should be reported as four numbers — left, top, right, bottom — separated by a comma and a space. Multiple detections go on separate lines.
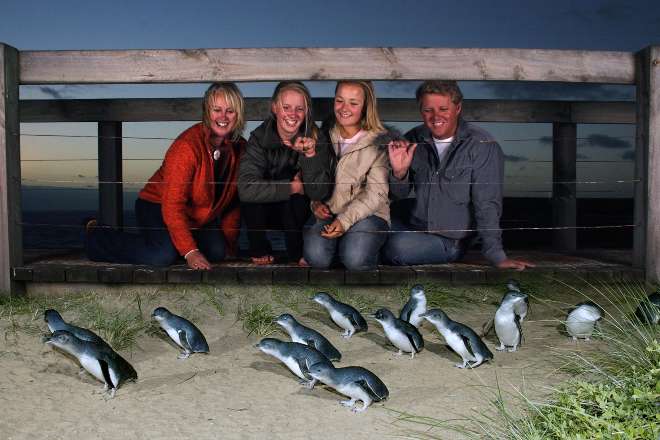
1, 45, 658, 294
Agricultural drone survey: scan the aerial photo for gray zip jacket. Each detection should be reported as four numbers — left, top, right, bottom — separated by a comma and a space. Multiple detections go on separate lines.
389, 118, 507, 265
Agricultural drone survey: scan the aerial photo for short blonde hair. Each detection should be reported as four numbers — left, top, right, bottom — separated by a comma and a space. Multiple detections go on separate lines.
270, 81, 319, 139
335, 80, 384, 132
202, 82, 245, 142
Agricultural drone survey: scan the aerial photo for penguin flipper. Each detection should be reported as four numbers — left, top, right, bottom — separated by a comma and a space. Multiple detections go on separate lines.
178, 329, 193, 354
349, 312, 368, 332
460, 334, 476, 359
99, 358, 115, 390
404, 327, 424, 353
514, 315, 524, 346
481, 317, 494, 337
359, 374, 389, 401
296, 357, 312, 380
400, 302, 413, 323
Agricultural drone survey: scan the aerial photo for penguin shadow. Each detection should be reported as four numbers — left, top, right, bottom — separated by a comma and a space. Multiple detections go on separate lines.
131, 367, 229, 394
40, 351, 99, 384
423, 341, 459, 362
300, 310, 339, 333
293, 383, 345, 403
360, 331, 391, 351
248, 360, 298, 381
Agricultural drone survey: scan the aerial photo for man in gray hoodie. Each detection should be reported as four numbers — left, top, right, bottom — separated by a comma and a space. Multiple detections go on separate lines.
383, 80, 533, 270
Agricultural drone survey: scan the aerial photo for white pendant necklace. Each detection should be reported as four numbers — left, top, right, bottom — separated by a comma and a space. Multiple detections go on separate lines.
213, 149, 221, 161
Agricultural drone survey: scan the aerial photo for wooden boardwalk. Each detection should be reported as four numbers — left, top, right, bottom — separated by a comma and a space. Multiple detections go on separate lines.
13, 249, 640, 285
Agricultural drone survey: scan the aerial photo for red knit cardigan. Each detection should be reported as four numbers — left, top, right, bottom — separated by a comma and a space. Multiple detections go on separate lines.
139, 123, 245, 257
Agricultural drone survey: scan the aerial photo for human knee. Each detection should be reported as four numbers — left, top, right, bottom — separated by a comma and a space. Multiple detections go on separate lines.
303, 243, 333, 269
142, 248, 179, 266
341, 250, 378, 271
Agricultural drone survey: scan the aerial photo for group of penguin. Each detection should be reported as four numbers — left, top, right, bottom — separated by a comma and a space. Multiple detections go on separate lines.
42, 281, 660, 413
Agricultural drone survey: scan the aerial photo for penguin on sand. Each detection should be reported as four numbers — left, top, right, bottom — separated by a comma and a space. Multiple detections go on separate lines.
494, 290, 529, 352
565, 302, 603, 341
399, 284, 427, 328
255, 338, 332, 389
312, 292, 367, 339
45, 330, 137, 398
152, 307, 209, 359
44, 309, 108, 347
634, 292, 660, 325
421, 309, 493, 369
308, 363, 388, 413
372, 308, 424, 359
274, 314, 342, 361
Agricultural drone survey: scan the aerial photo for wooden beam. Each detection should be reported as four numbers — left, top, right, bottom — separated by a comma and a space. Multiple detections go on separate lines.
19, 48, 635, 84
0, 44, 24, 295
98, 122, 123, 228
552, 122, 577, 252
634, 46, 660, 282
19, 98, 636, 124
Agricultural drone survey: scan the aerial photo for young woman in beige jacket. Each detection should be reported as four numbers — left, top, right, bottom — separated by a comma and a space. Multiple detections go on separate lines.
303, 80, 390, 271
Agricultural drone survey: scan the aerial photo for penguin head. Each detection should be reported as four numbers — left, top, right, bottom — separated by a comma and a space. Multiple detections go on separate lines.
308, 362, 333, 381
255, 337, 283, 356
312, 292, 332, 306
501, 291, 528, 306
420, 308, 449, 325
44, 309, 64, 326
371, 308, 395, 323
151, 307, 172, 321
506, 279, 521, 292
275, 314, 297, 330
45, 330, 80, 354
410, 285, 426, 300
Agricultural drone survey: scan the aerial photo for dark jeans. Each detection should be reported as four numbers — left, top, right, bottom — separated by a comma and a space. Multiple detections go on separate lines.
241, 194, 311, 262
381, 218, 465, 265
86, 198, 226, 266
303, 215, 388, 271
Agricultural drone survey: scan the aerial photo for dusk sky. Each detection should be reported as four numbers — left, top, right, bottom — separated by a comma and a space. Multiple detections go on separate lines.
1, 0, 659, 209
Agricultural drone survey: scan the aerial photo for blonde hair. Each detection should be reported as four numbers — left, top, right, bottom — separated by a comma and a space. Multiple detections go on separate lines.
334, 80, 384, 132
270, 81, 319, 139
202, 82, 245, 142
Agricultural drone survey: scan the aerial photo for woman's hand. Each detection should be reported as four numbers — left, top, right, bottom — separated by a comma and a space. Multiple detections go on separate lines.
311, 201, 332, 220
320, 219, 345, 239
292, 136, 316, 158
290, 171, 304, 195
185, 249, 211, 270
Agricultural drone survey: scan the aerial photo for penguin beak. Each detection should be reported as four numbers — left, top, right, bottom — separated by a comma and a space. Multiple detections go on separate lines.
42, 335, 52, 344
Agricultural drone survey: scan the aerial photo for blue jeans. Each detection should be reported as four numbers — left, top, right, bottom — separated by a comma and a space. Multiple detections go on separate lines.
381, 219, 464, 265
303, 215, 388, 271
86, 198, 226, 266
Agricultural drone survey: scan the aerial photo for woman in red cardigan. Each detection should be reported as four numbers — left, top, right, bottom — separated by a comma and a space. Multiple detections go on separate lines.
86, 82, 246, 270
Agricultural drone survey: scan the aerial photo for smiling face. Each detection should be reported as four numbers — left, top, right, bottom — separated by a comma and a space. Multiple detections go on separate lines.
334, 83, 365, 137
272, 89, 306, 142
420, 93, 461, 140
207, 93, 237, 142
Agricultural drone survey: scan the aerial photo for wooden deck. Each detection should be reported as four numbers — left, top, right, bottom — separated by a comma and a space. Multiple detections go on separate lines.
12, 249, 641, 285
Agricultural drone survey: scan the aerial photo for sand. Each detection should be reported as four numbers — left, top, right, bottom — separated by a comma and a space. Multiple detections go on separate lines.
0, 284, 595, 440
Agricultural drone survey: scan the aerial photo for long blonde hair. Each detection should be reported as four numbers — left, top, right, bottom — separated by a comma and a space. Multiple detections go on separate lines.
270, 81, 319, 139
202, 82, 245, 142
334, 80, 384, 132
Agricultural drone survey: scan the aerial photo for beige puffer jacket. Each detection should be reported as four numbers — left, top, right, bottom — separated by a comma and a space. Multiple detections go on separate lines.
326, 126, 390, 232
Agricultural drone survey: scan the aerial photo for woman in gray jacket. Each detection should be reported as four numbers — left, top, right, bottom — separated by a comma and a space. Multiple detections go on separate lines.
303, 80, 390, 271
238, 81, 332, 265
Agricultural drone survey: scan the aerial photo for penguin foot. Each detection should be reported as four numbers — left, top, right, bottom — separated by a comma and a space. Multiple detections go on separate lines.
393, 350, 403, 357
507, 346, 518, 353
177, 351, 191, 360
300, 379, 316, 390
340, 399, 356, 409
455, 362, 468, 369
496, 344, 506, 351
352, 402, 369, 413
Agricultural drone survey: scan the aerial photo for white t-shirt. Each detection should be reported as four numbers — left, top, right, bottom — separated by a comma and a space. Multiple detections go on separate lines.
336, 130, 365, 158
433, 136, 454, 164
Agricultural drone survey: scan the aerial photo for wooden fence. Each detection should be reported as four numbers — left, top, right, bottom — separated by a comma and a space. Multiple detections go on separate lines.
1, 46, 658, 293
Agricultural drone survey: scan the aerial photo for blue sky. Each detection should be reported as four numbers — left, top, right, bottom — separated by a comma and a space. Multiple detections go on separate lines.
1, 0, 659, 209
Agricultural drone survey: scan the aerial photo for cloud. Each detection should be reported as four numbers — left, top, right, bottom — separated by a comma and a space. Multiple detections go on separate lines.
504, 154, 528, 162
621, 150, 635, 161
583, 134, 631, 150
468, 81, 634, 101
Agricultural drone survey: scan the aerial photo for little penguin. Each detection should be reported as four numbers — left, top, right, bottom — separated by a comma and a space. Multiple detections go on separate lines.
312, 292, 368, 338
372, 308, 424, 359
152, 307, 209, 359
255, 338, 332, 389
399, 284, 427, 328
308, 363, 388, 413
634, 292, 660, 325
45, 330, 137, 398
43, 309, 108, 346
421, 309, 493, 368
565, 301, 603, 340
274, 314, 342, 361
494, 290, 529, 352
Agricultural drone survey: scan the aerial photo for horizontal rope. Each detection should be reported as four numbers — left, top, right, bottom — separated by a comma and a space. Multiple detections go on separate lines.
20, 222, 636, 234
20, 158, 635, 164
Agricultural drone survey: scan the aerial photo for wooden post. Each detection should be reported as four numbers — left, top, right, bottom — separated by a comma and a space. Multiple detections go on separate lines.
0, 44, 24, 295
98, 122, 123, 228
634, 46, 660, 282
552, 122, 577, 252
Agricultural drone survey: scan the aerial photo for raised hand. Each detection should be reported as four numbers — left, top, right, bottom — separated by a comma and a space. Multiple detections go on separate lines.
388, 140, 417, 179
311, 201, 332, 220
292, 136, 316, 158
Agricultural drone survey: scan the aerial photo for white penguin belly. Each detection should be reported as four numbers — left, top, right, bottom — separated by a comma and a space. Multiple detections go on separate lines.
290, 333, 306, 345
79, 354, 105, 384
164, 326, 183, 348
281, 355, 306, 380
410, 305, 426, 328
494, 311, 519, 346
330, 310, 353, 332
383, 324, 414, 352
337, 382, 370, 403
566, 310, 595, 338
440, 329, 476, 361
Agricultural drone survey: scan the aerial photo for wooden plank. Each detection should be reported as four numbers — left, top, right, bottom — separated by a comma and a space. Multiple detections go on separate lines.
0, 44, 23, 295
272, 267, 308, 284
168, 267, 202, 283
98, 122, 123, 228
66, 266, 99, 282
412, 268, 451, 284
308, 269, 345, 285
133, 267, 166, 283
236, 267, 272, 284
378, 266, 416, 285
98, 266, 133, 283
345, 270, 379, 285
11, 267, 32, 281
451, 270, 487, 285
204, 266, 237, 284
19, 48, 635, 84
552, 122, 577, 252
20, 98, 635, 124
634, 46, 660, 282
31, 265, 65, 282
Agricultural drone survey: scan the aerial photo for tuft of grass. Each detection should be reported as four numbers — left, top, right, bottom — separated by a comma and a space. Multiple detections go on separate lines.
198, 286, 225, 317
79, 304, 150, 352
236, 301, 277, 337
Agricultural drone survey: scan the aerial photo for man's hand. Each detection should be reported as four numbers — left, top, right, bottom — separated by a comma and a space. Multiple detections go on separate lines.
388, 139, 417, 180
292, 136, 317, 158
320, 219, 345, 239
311, 201, 332, 220
496, 258, 535, 271
290, 172, 304, 195
186, 249, 211, 270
